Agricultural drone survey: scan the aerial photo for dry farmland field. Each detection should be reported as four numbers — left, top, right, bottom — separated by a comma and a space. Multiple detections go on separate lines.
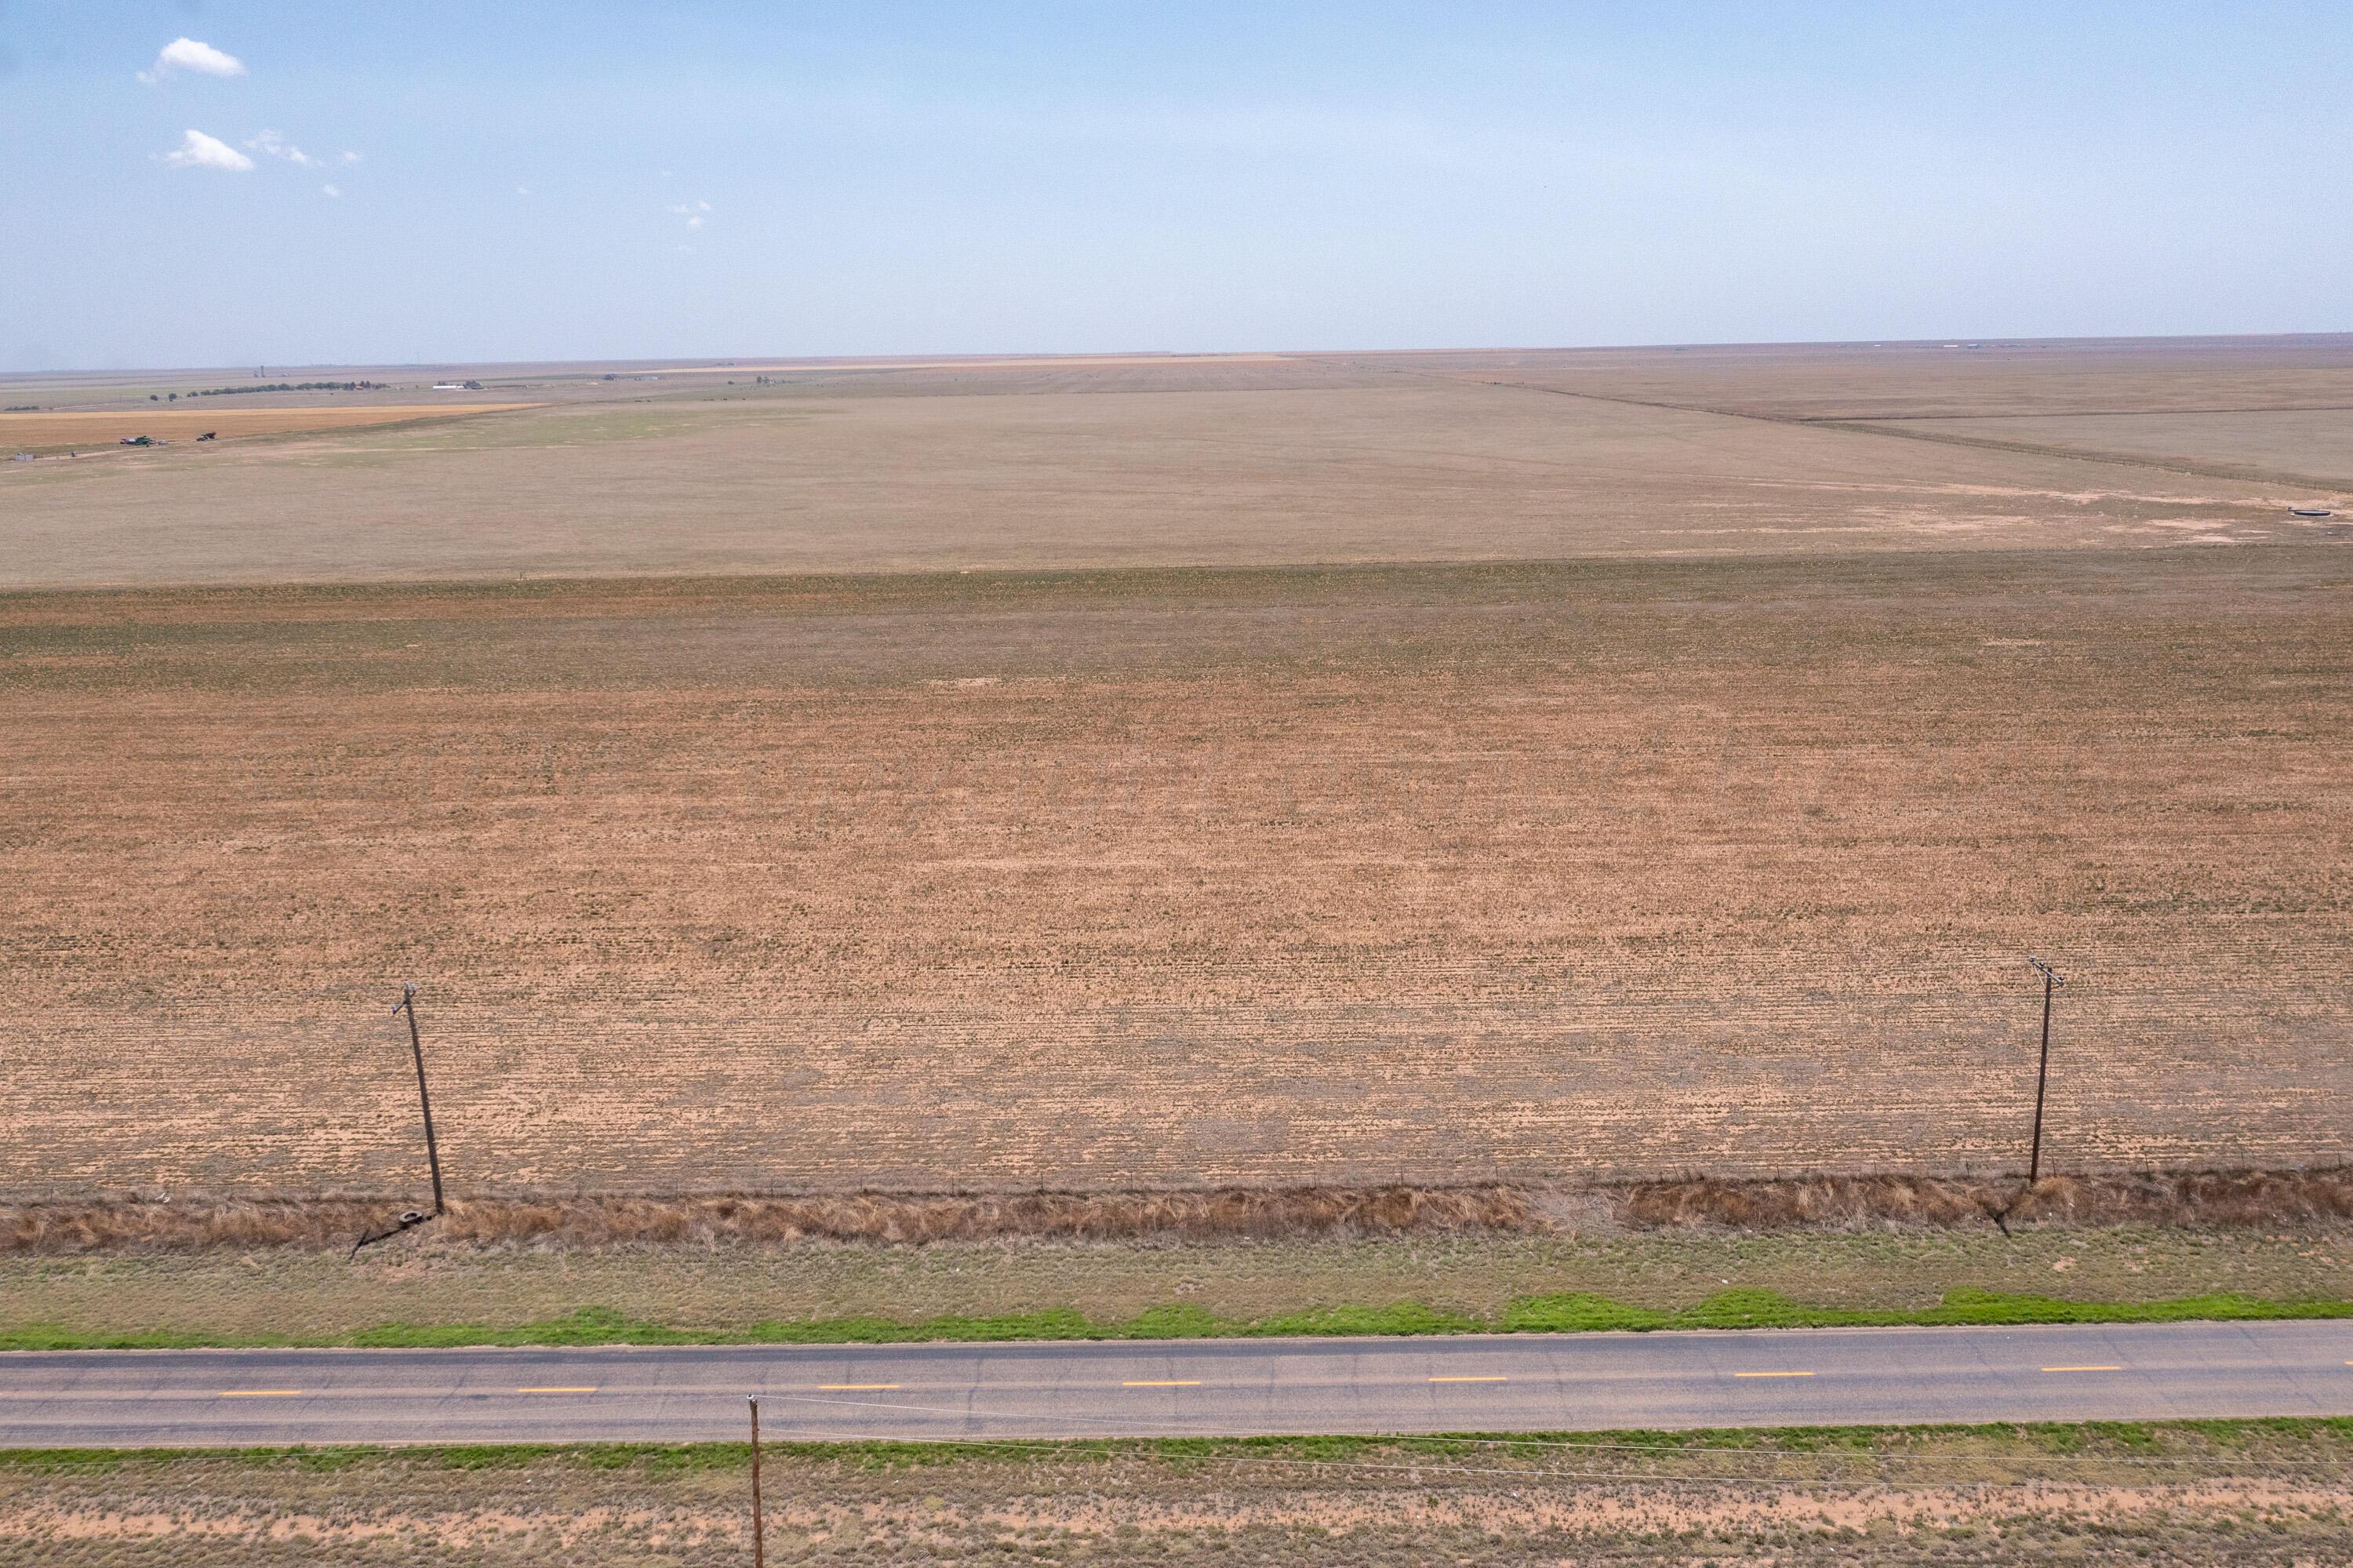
12, 1422, 2353, 1567
2, 338, 2351, 1201
8, 337, 2353, 590
0, 404, 541, 453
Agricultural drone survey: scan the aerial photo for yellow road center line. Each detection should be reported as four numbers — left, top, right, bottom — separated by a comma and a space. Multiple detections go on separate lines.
818, 1384, 900, 1391
1122, 1381, 1202, 1388
517, 1387, 599, 1394
2041, 1366, 2123, 1373
217, 1390, 304, 1398
1429, 1376, 1507, 1383
1733, 1371, 1815, 1378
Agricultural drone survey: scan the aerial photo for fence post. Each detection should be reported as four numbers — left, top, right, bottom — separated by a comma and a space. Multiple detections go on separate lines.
391, 983, 446, 1215
2026, 958, 2065, 1184
749, 1396, 765, 1568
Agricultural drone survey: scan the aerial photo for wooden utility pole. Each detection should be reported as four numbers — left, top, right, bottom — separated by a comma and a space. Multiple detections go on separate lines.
748, 1396, 765, 1568
392, 983, 446, 1215
2026, 957, 2065, 1184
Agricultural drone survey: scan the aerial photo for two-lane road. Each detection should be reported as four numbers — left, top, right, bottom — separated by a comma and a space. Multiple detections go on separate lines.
4, 1322, 2349, 1448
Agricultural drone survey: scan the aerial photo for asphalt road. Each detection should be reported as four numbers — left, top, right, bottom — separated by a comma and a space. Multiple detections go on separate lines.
5, 1322, 2350, 1448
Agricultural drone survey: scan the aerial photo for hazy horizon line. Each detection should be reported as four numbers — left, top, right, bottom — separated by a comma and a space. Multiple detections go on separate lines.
9, 328, 2353, 383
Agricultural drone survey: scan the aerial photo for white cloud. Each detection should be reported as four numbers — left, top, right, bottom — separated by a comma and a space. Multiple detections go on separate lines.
322, 184, 342, 198
159, 129, 254, 172
667, 199, 712, 230
138, 38, 245, 84
247, 129, 323, 169
340, 151, 363, 166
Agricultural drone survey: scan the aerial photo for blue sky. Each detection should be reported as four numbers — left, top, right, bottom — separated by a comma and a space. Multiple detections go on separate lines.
3, 2, 2348, 369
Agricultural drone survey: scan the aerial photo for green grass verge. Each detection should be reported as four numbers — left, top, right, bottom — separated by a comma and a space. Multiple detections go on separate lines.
5, 1286, 2349, 1353
5, 1417, 2351, 1475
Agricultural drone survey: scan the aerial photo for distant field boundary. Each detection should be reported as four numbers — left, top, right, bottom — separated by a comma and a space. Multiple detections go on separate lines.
1, 537, 2341, 623
9, 1167, 2348, 1256
1431, 367, 2353, 497
0, 403, 541, 450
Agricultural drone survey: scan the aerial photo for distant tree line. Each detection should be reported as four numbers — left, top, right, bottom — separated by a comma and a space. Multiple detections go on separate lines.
187, 381, 387, 397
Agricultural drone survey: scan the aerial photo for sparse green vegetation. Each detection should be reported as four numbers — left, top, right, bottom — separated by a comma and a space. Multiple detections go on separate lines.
7, 1418, 2352, 1564
8, 1413, 2353, 1473
9, 1222, 2348, 1352
7, 1285, 2349, 1354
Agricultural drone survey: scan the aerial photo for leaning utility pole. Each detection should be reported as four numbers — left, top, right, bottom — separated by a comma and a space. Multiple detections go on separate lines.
2026, 956, 2065, 1184
748, 1397, 766, 1568
392, 982, 446, 1215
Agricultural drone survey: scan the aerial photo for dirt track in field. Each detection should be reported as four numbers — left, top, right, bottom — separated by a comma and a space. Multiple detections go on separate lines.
4, 549, 2347, 1196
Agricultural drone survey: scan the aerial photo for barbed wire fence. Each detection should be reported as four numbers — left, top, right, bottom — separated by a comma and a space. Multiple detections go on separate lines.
6, 959, 2345, 1202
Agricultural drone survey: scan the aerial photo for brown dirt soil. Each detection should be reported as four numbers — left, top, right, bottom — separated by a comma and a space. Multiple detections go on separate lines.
6, 1428, 2351, 1565
5, 548, 2350, 1196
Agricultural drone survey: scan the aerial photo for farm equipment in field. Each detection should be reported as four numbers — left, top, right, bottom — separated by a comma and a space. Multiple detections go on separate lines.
118, 435, 154, 446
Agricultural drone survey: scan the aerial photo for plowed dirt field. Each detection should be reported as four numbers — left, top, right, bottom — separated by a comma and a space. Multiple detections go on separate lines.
4, 549, 2346, 1195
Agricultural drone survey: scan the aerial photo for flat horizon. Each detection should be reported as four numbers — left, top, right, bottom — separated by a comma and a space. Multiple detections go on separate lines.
11, 329, 2353, 387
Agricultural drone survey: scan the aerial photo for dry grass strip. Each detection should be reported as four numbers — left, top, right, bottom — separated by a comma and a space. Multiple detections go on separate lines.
1617, 1167, 2353, 1230
6, 1168, 2351, 1255
0, 1184, 1537, 1254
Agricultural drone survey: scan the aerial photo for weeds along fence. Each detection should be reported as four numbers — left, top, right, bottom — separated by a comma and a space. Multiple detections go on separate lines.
10, 1169, 2353, 1253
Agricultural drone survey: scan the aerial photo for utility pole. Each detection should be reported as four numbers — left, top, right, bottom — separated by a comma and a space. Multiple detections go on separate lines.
748, 1397, 766, 1568
2026, 956, 2065, 1184
392, 982, 446, 1215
